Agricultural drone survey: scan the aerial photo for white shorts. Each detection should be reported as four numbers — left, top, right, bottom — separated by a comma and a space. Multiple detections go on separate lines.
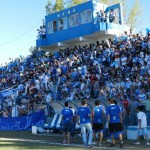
138, 128, 148, 136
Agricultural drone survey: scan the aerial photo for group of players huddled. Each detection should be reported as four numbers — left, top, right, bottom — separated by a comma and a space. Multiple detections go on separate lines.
61, 98, 150, 148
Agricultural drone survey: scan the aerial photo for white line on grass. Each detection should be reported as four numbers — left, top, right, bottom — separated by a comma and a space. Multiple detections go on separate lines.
0, 138, 136, 150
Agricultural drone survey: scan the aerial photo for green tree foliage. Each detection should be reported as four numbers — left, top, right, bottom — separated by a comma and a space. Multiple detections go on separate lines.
99, 0, 142, 30
29, 46, 37, 54
72, 0, 83, 6
69, 0, 88, 7
45, 0, 53, 15
53, 0, 64, 12
127, 0, 142, 30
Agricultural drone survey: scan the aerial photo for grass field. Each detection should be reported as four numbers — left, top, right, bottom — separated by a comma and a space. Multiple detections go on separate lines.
0, 131, 84, 150
0, 131, 150, 150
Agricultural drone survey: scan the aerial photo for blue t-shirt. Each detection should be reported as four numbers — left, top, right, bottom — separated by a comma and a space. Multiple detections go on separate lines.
93, 106, 103, 124
106, 104, 121, 123
61, 108, 73, 124
61, 66, 67, 75
77, 106, 91, 124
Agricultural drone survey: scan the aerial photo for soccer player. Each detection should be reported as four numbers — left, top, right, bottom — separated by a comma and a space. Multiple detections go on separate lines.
61, 101, 73, 144
69, 106, 76, 139
92, 100, 105, 147
77, 99, 93, 148
106, 98, 124, 148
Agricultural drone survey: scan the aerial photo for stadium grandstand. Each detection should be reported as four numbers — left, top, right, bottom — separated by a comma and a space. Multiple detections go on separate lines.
0, 0, 150, 148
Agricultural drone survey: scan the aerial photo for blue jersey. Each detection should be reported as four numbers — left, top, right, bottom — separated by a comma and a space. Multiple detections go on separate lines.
61, 108, 73, 124
78, 106, 91, 124
93, 106, 104, 124
106, 104, 121, 123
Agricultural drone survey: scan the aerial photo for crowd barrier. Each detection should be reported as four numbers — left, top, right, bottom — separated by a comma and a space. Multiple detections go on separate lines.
127, 126, 150, 140
0, 111, 44, 131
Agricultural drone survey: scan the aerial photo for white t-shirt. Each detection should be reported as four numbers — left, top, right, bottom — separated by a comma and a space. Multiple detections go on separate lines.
12, 105, 20, 117
121, 56, 127, 65
137, 111, 147, 128
46, 94, 52, 103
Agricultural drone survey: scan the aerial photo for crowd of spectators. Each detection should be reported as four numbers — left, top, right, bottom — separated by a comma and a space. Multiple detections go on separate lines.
0, 31, 150, 126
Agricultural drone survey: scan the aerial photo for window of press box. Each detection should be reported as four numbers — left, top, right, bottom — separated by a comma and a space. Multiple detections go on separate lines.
47, 22, 53, 34
80, 10, 92, 24
57, 17, 68, 31
69, 13, 80, 28
53, 21, 57, 32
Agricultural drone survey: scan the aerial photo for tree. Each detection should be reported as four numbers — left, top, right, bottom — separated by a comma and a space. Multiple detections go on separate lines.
45, 0, 53, 15
53, 0, 64, 12
72, 0, 83, 6
127, 0, 142, 30
66, 0, 88, 7
29, 46, 37, 54
99, 0, 142, 30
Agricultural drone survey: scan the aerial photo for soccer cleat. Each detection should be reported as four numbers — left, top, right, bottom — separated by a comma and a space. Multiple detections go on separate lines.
99, 142, 103, 147
146, 142, 150, 145
63, 140, 67, 144
110, 143, 115, 147
87, 144, 93, 148
83, 144, 87, 148
134, 142, 140, 145
92, 142, 97, 145
120, 141, 123, 148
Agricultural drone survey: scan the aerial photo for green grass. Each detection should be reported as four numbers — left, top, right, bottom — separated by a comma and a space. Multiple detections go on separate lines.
0, 141, 84, 150
0, 131, 150, 150
0, 131, 84, 150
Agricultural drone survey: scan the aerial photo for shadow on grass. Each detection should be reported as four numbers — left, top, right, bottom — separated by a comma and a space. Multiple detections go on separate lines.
0, 141, 84, 150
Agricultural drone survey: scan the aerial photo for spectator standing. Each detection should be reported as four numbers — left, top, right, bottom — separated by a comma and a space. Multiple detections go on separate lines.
140, 95, 150, 126
46, 93, 53, 103
77, 99, 93, 148
134, 106, 150, 145
138, 89, 147, 102
11, 103, 20, 117
109, 9, 116, 23
128, 96, 139, 125
106, 98, 124, 148
61, 102, 73, 144
3, 108, 9, 117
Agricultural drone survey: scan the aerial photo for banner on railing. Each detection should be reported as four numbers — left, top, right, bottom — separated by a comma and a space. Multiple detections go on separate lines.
0, 111, 44, 130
